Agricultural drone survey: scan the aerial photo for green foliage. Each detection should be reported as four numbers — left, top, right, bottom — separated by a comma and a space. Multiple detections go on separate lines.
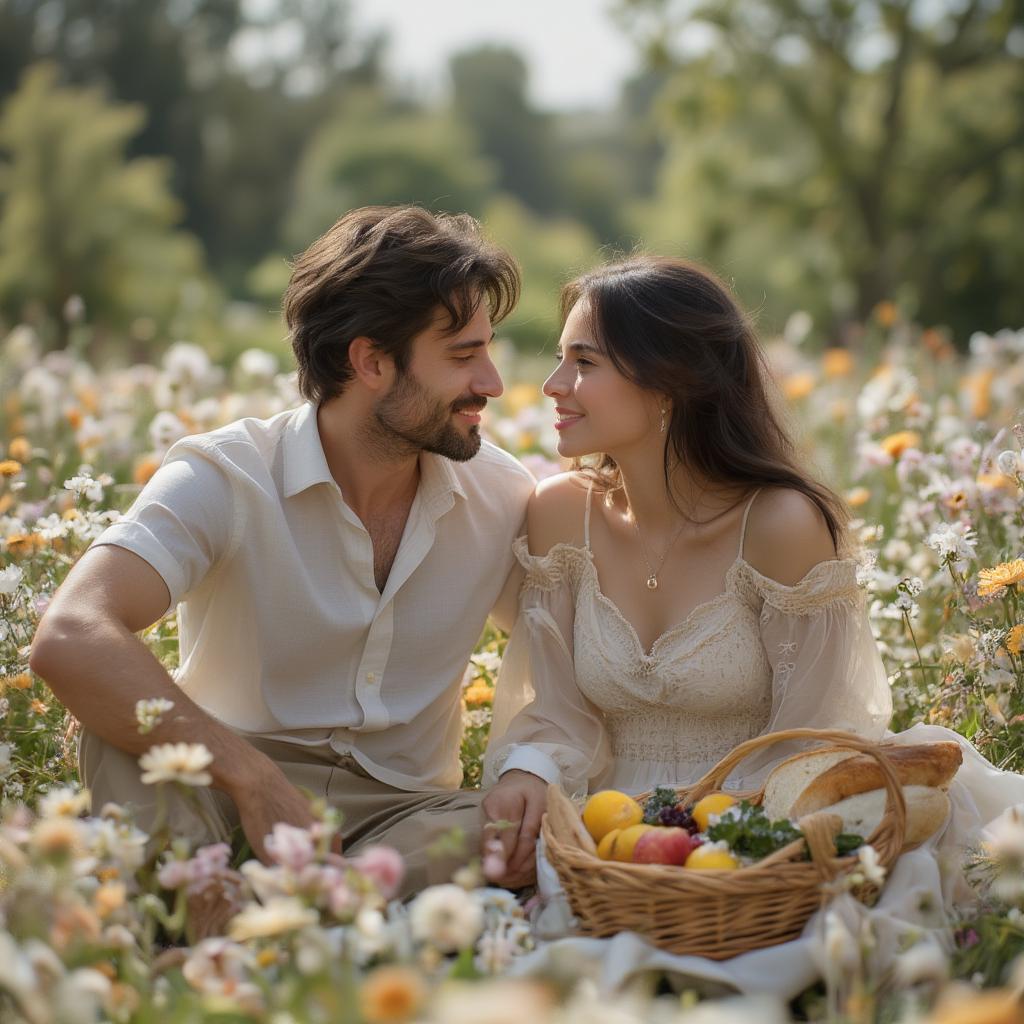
0, 64, 210, 346
642, 786, 681, 824
704, 801, 864, 860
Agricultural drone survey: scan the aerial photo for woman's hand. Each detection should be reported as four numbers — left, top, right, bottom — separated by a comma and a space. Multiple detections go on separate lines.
481, 769, 550, 889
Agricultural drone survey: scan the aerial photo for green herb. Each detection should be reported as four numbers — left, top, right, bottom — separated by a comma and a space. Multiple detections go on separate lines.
705, 801, 865, 860
642, 786, 681, 824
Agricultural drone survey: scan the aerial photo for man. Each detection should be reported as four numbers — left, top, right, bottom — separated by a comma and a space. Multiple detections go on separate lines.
30, 205, 540, 912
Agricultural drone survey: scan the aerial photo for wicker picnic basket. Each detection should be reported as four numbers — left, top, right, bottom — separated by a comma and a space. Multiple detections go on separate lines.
541, 727, 908, 959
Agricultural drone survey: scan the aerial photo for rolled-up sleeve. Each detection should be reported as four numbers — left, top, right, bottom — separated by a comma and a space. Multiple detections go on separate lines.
90, 442, 238, 615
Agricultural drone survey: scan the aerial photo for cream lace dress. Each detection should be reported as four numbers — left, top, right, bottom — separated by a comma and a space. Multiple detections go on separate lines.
483, 486, 1024, 999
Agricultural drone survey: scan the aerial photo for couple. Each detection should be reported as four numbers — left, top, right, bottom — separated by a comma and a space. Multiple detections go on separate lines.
29, 205, 1019, 963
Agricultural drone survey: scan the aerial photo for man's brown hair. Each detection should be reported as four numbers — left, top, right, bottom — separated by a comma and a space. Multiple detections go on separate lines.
284, 206, 521, 404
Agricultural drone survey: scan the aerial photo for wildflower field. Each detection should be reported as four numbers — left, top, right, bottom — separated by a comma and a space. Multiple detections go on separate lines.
2, 312, 1024, 1023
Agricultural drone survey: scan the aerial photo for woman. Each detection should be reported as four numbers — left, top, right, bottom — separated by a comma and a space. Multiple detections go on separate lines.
482, 256, 1024, 996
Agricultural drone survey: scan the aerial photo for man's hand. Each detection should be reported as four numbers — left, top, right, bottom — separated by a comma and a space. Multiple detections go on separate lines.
229, 760, 320, 863
481, 769, 549, 889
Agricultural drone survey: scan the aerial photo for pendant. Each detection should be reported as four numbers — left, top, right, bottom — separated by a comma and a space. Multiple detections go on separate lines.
646, 574, 659, 590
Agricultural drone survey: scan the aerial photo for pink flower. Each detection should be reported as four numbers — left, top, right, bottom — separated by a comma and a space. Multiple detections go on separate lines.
158, 859, 192, 890
350, 845, 405, 900
264, 823, 315, 872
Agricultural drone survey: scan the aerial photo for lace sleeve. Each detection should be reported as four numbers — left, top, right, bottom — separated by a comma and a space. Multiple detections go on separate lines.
730, 558, 894, 786
482, 538, 612, 799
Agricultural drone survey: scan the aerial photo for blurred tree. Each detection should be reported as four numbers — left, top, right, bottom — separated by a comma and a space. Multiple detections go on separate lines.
449, 46, 564, 214
619, 0, 1024, 340
284, 90, 495, 252
0, 0, 382, 291
0, 65, 207, 346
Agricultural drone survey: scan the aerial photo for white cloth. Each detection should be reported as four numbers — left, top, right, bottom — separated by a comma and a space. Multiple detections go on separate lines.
91, 401, 534, 791
483, 485, 1024, 995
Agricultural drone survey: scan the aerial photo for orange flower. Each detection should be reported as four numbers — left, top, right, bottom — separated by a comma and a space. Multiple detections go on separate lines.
874, 301, 898, 327
133, 455, 161, 486
4, 534, 44, 557
944, 491, 969, 511
6, 672, 33, 690
977, 560, 1024, 598
962, 369, 996, 420
822, 348, 854, 378
783, 372, 815, 401
1005, 625, 1024, 656
879, 431, 921, 459
65, 406, 83, 430
978, 473, 1018, 494
359, 966, 427, 1024
845, 487, 871, 508
30, 698, 49, 715
0, 459, 23, 477
7, 437, 30, 462
463, 682, 495, 708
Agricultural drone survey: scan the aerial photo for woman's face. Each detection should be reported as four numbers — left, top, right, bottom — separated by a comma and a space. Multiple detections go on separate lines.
543, 299, 663, 460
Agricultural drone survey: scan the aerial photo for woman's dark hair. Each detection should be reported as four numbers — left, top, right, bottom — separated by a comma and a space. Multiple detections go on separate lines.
284, 205, 521, 404
560, 256, 851, 554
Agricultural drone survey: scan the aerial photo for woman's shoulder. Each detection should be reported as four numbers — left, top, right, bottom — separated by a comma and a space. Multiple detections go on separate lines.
526, 471, 591, 557
742, 487, 841, 586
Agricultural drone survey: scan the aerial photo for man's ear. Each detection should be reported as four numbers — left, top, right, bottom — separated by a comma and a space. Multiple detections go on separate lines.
348, 336, 395, 392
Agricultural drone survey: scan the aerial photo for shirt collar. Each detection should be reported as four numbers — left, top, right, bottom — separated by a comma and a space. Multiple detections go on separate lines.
282, 402, 467, 507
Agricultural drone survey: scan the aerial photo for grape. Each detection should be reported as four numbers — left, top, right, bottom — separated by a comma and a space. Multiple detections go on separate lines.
658, 805, 699, 833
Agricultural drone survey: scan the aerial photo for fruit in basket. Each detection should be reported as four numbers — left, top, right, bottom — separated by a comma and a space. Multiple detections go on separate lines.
632, 827, 694, 866
582, 790, 644, 842
608, 823, 655, 862
657, 804, 699, 833
684, 843, 741, 871
596, 829, 621, 860
692, 793, 737, 832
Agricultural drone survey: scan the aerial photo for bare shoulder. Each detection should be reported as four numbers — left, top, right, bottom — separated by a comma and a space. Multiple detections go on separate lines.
526, 472, 590, 557
742, 487, 838, 585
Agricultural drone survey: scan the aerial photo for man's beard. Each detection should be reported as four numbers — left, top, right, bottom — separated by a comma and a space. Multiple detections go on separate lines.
373, 369, 485, 462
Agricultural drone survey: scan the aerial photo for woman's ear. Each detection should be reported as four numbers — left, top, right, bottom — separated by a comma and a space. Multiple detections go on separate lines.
348, 336, 395, 393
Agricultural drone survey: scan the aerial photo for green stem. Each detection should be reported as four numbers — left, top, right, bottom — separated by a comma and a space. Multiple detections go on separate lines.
903, 611, 929, 685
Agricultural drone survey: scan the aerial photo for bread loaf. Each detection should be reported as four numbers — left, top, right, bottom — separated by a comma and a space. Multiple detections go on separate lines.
760, 741, 962, 823
813, 785, 951, 847
790, 741, 963, 819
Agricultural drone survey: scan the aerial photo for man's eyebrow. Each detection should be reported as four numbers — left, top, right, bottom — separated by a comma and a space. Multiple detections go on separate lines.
446, 332, 496, 351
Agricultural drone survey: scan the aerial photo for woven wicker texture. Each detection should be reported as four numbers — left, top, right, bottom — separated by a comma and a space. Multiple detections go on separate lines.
541, 728, 908, 959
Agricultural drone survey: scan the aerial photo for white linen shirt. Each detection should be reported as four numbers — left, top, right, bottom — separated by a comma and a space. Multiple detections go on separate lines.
91, 401, 534, 791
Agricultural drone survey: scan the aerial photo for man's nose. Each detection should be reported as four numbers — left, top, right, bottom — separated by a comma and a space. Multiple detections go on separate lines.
475, 351, 503, 398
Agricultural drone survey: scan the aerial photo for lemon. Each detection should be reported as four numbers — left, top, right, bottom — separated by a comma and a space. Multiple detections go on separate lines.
596, 829, 621, 860
609, 823, 655, 862
692, 792, 736, 832
582, 790, 644, 842
684, 844, 741, 871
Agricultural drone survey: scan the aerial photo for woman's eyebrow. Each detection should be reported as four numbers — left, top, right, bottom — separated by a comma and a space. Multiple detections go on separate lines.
565, 341, 602, 356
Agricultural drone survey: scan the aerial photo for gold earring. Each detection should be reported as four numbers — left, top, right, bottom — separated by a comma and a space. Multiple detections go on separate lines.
660, 407, 668, 433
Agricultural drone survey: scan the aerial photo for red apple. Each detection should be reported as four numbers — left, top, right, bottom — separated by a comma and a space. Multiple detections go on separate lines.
632, 827, 694, 866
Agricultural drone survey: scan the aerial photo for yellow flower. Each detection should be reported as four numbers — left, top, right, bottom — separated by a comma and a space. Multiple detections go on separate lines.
1005, 625, 1024, 656
977, 560, 1024, 598
359, 966, 427, 1024
783, 372, 815, 401
879, 431, 921, 459
961, 369, 995, 420
463, 682, 495, 707
7, 437, 30, 462
978, 472, 1018, 494
94, 881, 127, 918
6, 672, 33, 690
0, 459, 23, 477
30, 698, 49, 715
504, 383, 541, 416
874, 301, 898, 327
944, 491, 969, 512
65, 406, 83, 430
845, 487, 871, 508
822, 348, 854, 378
4, 534, 44, 557
133, 455, 161, 486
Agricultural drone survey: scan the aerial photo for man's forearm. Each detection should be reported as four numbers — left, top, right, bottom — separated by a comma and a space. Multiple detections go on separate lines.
30, 613, 275, 798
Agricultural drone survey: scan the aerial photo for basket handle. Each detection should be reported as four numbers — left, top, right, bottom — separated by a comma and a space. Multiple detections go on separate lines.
545, 783, 597, 856
685, 727, 908, 868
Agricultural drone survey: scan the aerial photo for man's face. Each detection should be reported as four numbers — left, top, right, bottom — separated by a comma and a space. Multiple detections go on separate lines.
374, 302, 503, 462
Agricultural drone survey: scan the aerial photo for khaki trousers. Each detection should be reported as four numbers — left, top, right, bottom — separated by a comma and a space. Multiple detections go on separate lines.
79, 729, 485, 900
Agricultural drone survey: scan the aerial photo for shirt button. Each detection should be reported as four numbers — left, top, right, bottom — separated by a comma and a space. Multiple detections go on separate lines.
365, 671, 378, 684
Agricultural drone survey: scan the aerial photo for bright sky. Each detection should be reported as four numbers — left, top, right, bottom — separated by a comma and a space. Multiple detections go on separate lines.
348, 0, 639, 110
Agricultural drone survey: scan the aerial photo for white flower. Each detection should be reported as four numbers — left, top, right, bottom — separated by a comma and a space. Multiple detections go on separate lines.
822, 909, 860, 974
237, 348, 278, 381
139, 742, 214, 787
134, 697, 175, 734
38, 786, 91, 819
409, 883, 484, 953
925, 521, 977, 563
894, 940, 949, 987
997, 450, 1021, 476
0, 564, 25, 595
984, 805, 1024, 863
228, 897, 317, 941
63, 472, 112, 503
148, 410, 188, 451
857, 844, 886, 886
163, 342, 212, 386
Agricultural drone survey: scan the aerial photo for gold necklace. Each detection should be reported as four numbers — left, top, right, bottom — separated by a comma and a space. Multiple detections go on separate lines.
630, 512, 687, 590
